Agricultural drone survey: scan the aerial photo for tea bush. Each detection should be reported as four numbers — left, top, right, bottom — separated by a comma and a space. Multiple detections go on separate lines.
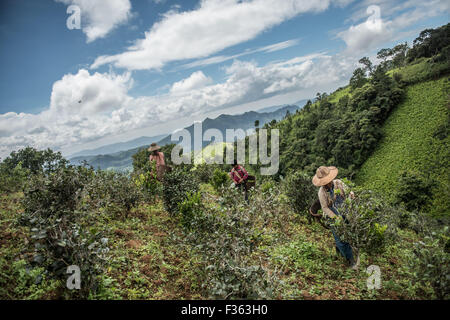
84, 170, 143, 218
260, 179, 275, 193
211, 168, 230, 191
409, 227, 450, 299
194, 163, 221, 184
395, 170, 435, 212
182, 186, 284, 299
133, 160, 160, 198
283, 171, 317, 219
328, 189, 399, 255
20, 166, 109, 298
178, 191, 204, 231
162, 166, 199, 215
0, 162, 30, 193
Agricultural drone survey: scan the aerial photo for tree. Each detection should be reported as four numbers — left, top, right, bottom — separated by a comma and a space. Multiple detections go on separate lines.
2, 147, 67, 174
407, 23, 450, 62
359, 57, 373, 75
391, 42, 408, 68
377, 48, 393, 62
350, 68, 367, 89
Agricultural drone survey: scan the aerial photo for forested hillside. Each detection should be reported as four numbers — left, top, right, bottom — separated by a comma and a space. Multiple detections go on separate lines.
356, 77, 449, 218
0, 24, 449, 301
248, 23, 450, 219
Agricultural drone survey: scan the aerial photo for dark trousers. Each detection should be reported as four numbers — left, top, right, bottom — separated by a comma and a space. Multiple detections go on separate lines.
329, 204, 354, 264
237, 175, 255, 203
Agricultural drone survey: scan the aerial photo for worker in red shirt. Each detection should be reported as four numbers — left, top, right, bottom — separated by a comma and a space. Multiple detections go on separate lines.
230, 160, 253, 203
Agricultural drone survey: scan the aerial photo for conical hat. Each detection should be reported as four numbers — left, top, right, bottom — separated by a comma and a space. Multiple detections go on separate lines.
312, 166, 338, 187
148, 143, 161, 152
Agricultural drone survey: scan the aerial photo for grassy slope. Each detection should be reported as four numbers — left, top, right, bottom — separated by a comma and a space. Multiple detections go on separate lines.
0, 189, 434, 300
2, 63, 448, 301
355, 77, 450, 216
0, 193, 206, 300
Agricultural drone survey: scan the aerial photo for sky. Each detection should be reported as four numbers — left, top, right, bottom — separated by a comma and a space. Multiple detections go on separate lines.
0, 0, 449, 159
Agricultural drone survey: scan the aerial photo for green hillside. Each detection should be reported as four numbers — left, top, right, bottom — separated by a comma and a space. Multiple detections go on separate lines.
356, 77, 449, 217
1, 24, 449, 301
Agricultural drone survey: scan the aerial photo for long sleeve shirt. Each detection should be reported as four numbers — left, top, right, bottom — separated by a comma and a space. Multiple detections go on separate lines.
230, 165, 248, 185
318, 179, 349, 218
149, 152, 165, 167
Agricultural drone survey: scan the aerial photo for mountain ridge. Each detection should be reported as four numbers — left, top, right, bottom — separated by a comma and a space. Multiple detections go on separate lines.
69, 103, 302, 171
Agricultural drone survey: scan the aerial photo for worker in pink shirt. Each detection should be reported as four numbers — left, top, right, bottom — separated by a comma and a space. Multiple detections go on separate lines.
148, 143, 165, 180
230, 160, 254, 203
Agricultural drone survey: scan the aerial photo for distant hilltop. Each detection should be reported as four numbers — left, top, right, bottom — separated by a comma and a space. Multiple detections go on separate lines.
69, 103, 305, 171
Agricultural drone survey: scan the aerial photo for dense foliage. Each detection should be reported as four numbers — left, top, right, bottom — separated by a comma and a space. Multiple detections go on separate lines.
410, 227, 450, 299
283, 171, 317, 220
0, 24, 448, 301
328, 189, 399, 255
211, 168, 230, 191
0, 147, 68, 193
20, 165, 109, 298
162, 166, 198, 215
181, 185, 286, 299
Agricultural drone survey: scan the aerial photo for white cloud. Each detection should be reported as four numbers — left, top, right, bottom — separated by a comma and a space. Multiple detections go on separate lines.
49, 69, 133, 115
338, 1, 450, 52
1, 52, 356, 159
179, 39, 301, 70
170, 71, 213, 94
56, 0, 132, 43
337, 5, 392, 53
0, 69, 134, 158
91, 0, 338, 70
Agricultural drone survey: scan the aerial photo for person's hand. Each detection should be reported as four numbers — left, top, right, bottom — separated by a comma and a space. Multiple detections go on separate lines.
350, 191, 355, 199
238, 178, 243, 184
328, 213, 337, 219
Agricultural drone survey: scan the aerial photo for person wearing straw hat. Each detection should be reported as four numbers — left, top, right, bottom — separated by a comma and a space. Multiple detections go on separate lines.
148, 143, 165, 180
312, 166, 359, 270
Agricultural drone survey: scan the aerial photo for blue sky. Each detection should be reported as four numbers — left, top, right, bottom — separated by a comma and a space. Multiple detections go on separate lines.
0, 0, 448, 158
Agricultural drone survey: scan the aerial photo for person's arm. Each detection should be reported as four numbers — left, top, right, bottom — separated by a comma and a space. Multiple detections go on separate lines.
230, 170, 238, 184
159, 152, 165, 166
318, 188, 337, 219
335, 179, 354, 199
241, 166, 249, 180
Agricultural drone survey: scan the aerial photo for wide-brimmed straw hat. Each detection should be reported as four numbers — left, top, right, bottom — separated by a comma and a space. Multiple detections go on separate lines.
312, 166, 338, 187
148, 143, 161, 152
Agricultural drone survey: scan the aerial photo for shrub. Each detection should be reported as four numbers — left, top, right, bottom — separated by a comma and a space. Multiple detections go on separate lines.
409, 227, 450, 299
83, 170, 143, 218
133, 160, 162, 201
211, 168, 230, 191
20, 166, 109, 298
162, 167, 198, 215
283, 171, 317, 219
0, 162, 30, 193
193, 163, 217, 184
107, 173, 143, 217
182, 186, 284, 299
260, 180, 275, 193
395, 171, 435, 212
329, 189, 399, 255
178, 191, 204, 231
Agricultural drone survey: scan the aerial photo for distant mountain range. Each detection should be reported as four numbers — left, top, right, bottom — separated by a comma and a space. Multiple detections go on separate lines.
156, 104, 301, 151
69, 103, 303, 171
256, 99, 308, 113
68, 134, 167, 158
